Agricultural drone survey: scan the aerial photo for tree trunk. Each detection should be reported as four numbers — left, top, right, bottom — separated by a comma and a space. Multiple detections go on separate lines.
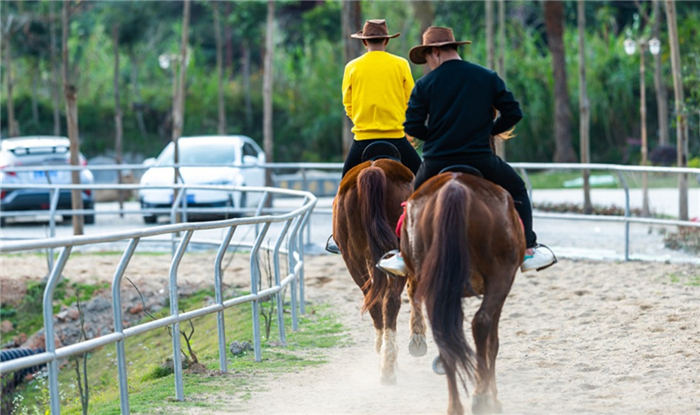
128, 51, 148, 138
50, 0, 61, 136
544, 0, 577, 162
495, 0, 507, 160
224, 2, 234, 75
213, 0, 226, 135
486, 0, 495, 69
263, 0, 275, 186
341, 0, 362, 157
578, 0, 592, 214
173, 0, 191, 224
31, 65, 40, 126
5, 37, 18, 137
411, 1, 434, 76
113, 24, 124, 217
242, 43, 253, 130
664, 0, 688, 220
63, 0, 84, 235
652, 0, 670, 147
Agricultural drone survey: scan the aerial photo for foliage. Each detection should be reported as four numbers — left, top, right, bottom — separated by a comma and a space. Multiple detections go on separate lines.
663, 225, 700, 254
1, 1, 698, 163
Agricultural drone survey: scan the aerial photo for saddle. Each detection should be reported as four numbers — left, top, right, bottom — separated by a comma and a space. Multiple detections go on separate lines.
438, 164, 484, 178
361, 141, 402, 163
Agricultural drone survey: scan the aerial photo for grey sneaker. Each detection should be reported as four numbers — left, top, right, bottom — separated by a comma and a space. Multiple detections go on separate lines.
325, 235, 340, 255
521, 244, 557, 273
376, 250, 407, 277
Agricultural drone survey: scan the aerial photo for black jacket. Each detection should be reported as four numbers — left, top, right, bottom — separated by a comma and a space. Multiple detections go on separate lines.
404, 60, 523, 159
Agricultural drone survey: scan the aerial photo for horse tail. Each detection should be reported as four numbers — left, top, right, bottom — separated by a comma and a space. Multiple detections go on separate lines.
357, 164, 399, 312
416, 179, 477, 389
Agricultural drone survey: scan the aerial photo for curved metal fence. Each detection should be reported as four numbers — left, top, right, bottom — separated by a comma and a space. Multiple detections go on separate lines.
0, 185, 316, 415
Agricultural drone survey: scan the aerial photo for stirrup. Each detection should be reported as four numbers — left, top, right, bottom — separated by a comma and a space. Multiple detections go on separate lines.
376, 249, 406, 277
522, 244, 558, 272
325, 235, 340, 255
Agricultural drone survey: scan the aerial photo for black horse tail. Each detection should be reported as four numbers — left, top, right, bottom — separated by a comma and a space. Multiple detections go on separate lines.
357, 164, 400, 312
416, 179, 477, 391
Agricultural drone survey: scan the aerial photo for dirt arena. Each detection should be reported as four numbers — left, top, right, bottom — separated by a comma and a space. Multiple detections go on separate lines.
1, 253, 699, 414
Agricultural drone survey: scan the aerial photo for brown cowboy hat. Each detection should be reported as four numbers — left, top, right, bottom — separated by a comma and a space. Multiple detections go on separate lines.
351, 19, 400, 40
409, 26, 472, 64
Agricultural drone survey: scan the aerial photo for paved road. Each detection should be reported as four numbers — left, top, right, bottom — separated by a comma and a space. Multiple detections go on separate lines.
1, 189, 698, 264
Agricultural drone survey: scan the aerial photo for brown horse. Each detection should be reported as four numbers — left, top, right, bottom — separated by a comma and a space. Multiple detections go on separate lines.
400, 171, 525, 414
333, 157, 428, 384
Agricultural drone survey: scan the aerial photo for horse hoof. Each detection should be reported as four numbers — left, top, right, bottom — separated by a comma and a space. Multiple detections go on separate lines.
408, 334, 427, 357
472, 394, 500, 415
380, 374, 397, 385
432, 355, 445, 375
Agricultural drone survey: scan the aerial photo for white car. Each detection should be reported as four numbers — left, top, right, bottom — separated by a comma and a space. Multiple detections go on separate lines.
138, 135, 266, 223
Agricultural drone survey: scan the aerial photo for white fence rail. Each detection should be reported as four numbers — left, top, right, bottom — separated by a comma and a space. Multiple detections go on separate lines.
0, 185, 316, 415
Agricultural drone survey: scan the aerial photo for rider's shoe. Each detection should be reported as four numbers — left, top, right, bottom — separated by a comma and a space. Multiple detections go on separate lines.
325, 235, 340, 255
376, 250, 407, 277
521, 244, 557, 273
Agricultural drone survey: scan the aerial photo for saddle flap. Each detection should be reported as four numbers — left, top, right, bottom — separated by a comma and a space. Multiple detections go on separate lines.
438, 164, 484, 178
361, 141, 402, 163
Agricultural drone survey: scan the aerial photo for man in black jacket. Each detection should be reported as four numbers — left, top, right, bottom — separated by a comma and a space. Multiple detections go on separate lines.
378, 26, 556, 275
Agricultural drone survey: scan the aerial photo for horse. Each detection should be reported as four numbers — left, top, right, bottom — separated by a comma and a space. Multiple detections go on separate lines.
400, 169, 525, 414
332, 144, 428, 384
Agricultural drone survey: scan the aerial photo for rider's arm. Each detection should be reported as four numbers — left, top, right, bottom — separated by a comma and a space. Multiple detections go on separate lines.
341, 65, 353, 119
404, 84, 428, 140
491, 73, 522, 136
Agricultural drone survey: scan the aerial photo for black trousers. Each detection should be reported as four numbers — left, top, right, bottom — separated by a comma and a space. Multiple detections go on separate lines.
413, 153, 537, 248
342, 137, 422, 177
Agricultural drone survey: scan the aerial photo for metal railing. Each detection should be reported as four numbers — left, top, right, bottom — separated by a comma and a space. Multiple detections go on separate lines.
2, 162, 699, 261
0, 185, 316, 414
510, 163, 700, 261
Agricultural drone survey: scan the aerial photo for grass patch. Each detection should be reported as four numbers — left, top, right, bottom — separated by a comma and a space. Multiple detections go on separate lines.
522, 170, 699, 189
10, 289, 347, 415
668, 272, 700, 286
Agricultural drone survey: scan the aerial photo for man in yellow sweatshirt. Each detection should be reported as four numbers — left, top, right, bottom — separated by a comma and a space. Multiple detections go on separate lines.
327, 19, 421, 254
340, 19, 421, 177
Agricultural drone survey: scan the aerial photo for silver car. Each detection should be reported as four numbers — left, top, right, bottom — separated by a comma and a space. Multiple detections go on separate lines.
0, 136, 95, 225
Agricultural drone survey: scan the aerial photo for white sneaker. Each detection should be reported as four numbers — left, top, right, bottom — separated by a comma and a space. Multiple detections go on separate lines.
376, 250, 407, 277
521, 244, 557, 273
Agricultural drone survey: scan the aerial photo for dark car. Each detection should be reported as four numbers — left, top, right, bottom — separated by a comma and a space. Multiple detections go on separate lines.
0, 136, 95, 225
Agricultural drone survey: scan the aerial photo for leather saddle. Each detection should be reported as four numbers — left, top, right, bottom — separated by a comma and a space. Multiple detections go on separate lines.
361, 141, 402, 163
439, 164, 484, 178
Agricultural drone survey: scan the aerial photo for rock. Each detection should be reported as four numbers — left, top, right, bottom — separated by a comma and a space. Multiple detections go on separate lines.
129, 303, 144, 314
229, 340, 252, 356
56, 311, 69, 322
67, 308, 80, 321
85, 297, 111, 313
1, 320, 14, 333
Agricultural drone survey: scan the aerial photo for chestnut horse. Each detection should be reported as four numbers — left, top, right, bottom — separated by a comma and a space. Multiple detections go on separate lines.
400, 171, 525, 414
333, 157, 428, 384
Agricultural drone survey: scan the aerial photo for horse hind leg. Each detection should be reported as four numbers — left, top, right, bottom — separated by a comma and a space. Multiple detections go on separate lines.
445, 365, 465, 415
379, 287, 402, 385
406, 278, 428, 357
471, 292, 508, 415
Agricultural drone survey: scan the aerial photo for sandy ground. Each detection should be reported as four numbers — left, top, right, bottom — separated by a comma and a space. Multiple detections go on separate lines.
1, 253, 699, 414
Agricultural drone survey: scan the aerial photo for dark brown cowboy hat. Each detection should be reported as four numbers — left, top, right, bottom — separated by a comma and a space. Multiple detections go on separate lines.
409, 26, 472, 64
351, 19, 400, 40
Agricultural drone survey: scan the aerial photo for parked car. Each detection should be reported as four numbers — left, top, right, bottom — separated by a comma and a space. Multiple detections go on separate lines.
0, 136, 95, 225
138, 135, 266, 223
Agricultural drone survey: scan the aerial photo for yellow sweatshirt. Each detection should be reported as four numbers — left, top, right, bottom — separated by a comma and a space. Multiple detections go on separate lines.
341, 51, 415, 140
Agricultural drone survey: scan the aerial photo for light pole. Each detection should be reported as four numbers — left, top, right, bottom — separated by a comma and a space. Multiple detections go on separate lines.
624, 37, 661, 217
